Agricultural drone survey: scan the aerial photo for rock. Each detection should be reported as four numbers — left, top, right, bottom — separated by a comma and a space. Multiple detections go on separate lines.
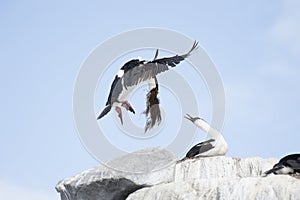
56, 148, 300, 200
105, 147, 176, 185
56, 147, 176, 200
61, 178, 146, 200
175, 156, 277, 181
127, 175, 300, 200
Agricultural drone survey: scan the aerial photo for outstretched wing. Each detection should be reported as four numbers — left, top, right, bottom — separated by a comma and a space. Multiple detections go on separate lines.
122, 41, 198, 88
185, 139, 215, 158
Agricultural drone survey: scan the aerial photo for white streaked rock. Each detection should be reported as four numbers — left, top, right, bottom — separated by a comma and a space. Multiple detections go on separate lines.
175, 156, 277, 181
56, 148, 300, 200
127, 176, 300, 200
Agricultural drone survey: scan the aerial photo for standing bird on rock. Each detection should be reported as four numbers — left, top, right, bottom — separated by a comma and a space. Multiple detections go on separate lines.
182, 114, 228, 159
97, 41, 198, 124
263, 154, 300, 176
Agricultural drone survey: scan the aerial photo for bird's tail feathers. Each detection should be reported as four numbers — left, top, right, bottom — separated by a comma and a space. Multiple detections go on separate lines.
97, 105, 112, 120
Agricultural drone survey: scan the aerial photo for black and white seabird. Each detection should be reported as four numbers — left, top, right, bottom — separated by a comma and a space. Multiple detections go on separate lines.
263, 154, 300, 176
183, 114, 228, 159
97, 41, 198, 124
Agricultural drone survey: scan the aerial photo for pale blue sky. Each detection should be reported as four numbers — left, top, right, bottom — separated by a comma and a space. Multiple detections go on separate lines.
1, 0, 300, 199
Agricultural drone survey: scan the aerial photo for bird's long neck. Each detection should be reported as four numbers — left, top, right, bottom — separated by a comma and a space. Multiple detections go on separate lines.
207, 128, 223, 140
195, 120, 222, 139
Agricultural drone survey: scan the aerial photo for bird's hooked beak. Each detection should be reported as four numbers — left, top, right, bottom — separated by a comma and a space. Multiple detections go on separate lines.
184, 114, 197, 123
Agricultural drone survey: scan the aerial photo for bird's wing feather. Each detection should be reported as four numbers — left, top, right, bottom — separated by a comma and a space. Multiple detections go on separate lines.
278, 154, 300, 170
286, 159, 300, 169
196, 138, 215, 146
185, 139, 215, 158
106, 76, 123, 105
97, 105, 112, 120
123, 41, 198, 88
278, 154, 300, 163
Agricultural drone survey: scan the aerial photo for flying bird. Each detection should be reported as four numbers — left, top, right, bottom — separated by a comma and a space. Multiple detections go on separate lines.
263, 154, 300, 176
97, 41, 198, 124
181, 114, 228, 159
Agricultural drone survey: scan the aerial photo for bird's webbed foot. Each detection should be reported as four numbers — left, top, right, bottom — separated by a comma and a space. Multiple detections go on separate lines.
115, 106, 123, 125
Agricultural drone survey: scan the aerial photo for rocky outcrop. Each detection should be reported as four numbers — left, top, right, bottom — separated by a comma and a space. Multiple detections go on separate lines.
68, 178, 146, 200
175, 156, 277, 180
56, 148, 176, 200
127, 176, 300, 200
56, 148, 300, 200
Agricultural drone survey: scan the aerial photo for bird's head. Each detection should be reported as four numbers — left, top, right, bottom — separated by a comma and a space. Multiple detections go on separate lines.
184, 114, 201, 123
184, 114, 210, 132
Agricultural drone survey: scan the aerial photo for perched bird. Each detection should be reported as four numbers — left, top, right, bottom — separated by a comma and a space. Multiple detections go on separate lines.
182, 114, 228, 159
263, 154, 300, 176
97, 41, 198, 124
143, 76, 161, 132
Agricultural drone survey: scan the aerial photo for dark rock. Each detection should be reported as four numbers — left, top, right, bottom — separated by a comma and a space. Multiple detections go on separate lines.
57, 178, 147, 200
